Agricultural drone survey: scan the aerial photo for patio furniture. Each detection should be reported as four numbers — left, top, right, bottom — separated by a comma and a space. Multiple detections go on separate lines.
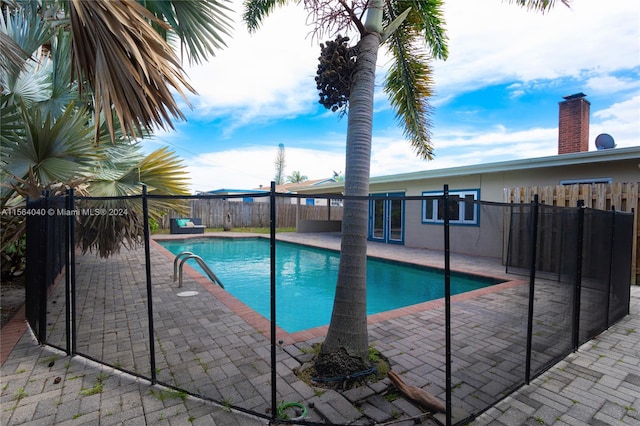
170, 218, 206, 234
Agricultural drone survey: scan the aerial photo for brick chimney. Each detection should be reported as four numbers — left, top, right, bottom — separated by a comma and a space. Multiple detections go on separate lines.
558, 93, 590, 154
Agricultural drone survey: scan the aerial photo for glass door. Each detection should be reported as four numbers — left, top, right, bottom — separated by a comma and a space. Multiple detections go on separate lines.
371, 198, 385, 240
369, 193, 404, 244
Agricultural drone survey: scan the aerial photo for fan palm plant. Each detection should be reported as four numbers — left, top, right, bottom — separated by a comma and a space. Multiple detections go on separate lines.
77, 143, 190, 258
66, 0, 232, 141
1, 0, 230, 270
244, 0, 569, 374
0, 102, 97, 271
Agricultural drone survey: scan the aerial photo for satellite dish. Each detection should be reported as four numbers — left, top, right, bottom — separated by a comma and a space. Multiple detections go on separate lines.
595, 133, 615, 150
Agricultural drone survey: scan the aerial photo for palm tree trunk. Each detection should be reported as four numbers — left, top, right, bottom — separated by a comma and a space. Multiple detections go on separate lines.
321, 31, 381, 362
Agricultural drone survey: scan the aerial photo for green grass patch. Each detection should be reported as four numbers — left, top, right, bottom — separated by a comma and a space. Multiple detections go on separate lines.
79, 372, 106, 396
150, 388, 188, 401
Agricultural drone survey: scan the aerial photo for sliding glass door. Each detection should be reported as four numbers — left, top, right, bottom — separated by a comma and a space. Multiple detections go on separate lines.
369, 192, 404, 244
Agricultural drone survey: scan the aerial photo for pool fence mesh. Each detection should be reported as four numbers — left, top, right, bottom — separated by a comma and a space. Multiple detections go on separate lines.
24, 185, 633, 425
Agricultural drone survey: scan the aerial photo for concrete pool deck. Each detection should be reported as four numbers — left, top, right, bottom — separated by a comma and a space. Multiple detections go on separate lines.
1, 232, 639, 425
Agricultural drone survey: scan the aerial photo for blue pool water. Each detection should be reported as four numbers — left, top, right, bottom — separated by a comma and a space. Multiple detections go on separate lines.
159, 238, 501, 333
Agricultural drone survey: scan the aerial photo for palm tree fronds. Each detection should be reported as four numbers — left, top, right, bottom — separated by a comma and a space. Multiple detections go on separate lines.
75, 203, 145, 258
0, 4, 53, 60
0, 99, 25, 147
407, 0, 448, 60
507, 0, 571, 13
243, 0, 289, 33
0, 31, 29, 77
143, 0, 234, 65
383, 26, 435, 160
2, 103, 96, 192
9, 55, 53, 107
0, 5, 54, 95
37, 28, 78, 119
68, 0, 196, 142
79, 145, 190, 258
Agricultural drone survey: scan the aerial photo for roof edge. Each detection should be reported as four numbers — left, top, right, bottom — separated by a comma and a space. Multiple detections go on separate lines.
297, 146, 640, 193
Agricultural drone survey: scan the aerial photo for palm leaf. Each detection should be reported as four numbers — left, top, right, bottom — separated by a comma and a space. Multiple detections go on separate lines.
0, 5, 54, 97
142, 0, 233, 65
68, 0, 196, 142
407, 0, 448, 60
0, 32, 28, 76
75, 199, 145, 258
0, 4, 53, 61
37, 28, 79, 119
0, 100, 24, 147
78, 144, 190, 257
1, 103, 95, 191
383, 5, 438, 159
244, 0, 289, 33
9, 55, 53, 107
508, 0, 571, 12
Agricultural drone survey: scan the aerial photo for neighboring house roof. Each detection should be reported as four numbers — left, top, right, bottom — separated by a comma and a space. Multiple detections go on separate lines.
197, 188, 268, 196
295, 145, 640, 194
252, 178, 337, 193
273, 178, 337, 192
198, 178, 338, 196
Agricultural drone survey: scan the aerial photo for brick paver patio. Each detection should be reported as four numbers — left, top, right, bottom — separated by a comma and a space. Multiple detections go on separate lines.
1, 232, 638, 425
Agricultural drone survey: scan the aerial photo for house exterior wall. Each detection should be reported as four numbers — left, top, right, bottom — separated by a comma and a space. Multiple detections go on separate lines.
386, 157, 638, 201
367, 154, 639, 257
295, 147, 639, 279
401, 191, 507, 258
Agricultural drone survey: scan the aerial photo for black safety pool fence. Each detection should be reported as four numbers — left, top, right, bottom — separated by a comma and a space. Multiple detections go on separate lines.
24, 183, 633, 425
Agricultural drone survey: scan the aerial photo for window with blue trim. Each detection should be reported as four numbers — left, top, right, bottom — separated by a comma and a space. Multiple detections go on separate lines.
422, 189, 479, 225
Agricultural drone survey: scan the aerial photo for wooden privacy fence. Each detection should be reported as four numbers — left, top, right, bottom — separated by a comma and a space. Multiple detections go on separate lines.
159, 198, 343, 229
504, 182, 639, 285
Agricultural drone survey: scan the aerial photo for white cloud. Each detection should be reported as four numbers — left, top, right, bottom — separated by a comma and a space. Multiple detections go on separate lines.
591, 95, 640, 148
368, 123, 559, 178
160, 0, 639, 189
178, 0, 640, 122
182, 3, 320, 125
433, 0, 640, 97
433, 125, 557, 149
585, 73, 640, 95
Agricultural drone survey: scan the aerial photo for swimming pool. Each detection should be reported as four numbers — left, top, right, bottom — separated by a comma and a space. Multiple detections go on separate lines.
159, 238, 501, 333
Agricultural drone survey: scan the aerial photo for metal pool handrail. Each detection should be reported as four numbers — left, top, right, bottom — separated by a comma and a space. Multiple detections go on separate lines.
173, 251, 224, 289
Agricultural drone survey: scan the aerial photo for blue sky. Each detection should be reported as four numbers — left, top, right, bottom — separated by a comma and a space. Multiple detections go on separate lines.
147, 0, 640, 193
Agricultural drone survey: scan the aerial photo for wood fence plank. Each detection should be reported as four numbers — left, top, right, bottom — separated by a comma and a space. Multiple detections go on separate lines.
555, 185, 566, 207
595, 184, 607, 210
505, 182, 638, 285
171, 199, 344, 229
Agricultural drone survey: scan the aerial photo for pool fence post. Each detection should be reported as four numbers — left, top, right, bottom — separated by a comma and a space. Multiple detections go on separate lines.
525, 194, 539, 384
269, 181, 277, 422
64, 189, 72, 355
142, 185, 157, 384
41, 190, 51, 344
605, 206, 615, 328
443, 184, 452, 426
572, 200, 585, 351
505, 202, 513, 274
69, 189, 77, 355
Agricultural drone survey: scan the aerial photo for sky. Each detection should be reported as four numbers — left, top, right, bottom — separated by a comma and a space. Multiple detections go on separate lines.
146, 0, 640, 193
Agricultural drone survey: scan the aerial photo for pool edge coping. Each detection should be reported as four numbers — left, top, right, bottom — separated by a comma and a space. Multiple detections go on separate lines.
152, 234, 526, 345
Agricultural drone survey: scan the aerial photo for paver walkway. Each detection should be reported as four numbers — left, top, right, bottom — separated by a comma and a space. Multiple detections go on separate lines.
1, 232, 638, 425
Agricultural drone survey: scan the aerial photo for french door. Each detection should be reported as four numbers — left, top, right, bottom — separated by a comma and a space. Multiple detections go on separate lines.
369, 192, 404, 244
